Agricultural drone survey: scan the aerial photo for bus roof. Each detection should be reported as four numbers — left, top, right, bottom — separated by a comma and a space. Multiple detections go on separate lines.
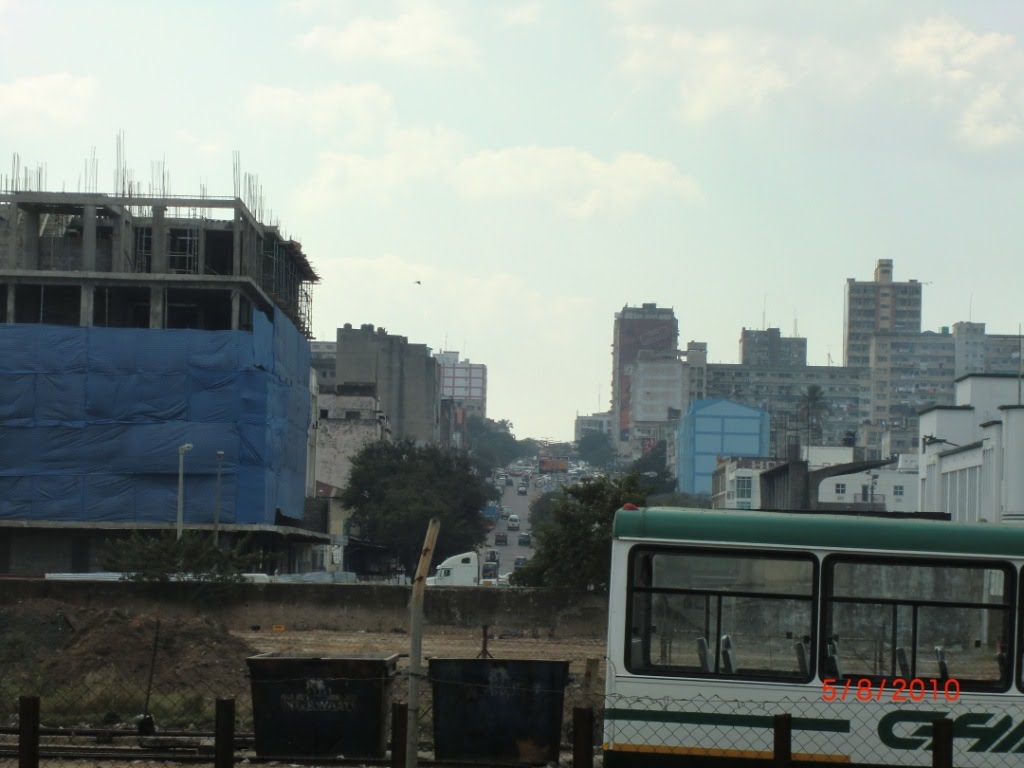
613, 506, 1024, 558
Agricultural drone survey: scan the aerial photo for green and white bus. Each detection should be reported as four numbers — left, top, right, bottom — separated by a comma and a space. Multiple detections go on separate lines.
604, 505, 1024, 767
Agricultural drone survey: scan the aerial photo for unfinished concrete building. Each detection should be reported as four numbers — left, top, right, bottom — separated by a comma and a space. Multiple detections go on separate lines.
0, 189, 324, 576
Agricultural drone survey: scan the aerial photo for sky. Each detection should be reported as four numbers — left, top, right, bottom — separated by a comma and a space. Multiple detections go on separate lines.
2, 1, 1024, 442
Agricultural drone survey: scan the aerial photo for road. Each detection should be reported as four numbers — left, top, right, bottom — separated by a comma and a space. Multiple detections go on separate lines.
486, 481, 537, 578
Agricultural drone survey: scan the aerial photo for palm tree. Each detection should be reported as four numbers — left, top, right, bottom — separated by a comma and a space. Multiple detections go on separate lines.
798, 385, 828, 447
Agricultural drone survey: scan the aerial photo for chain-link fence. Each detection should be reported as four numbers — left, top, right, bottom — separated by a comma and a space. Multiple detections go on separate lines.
0, 641, 1006, 767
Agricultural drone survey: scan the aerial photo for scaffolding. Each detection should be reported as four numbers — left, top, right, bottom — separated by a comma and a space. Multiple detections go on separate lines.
258, 238, 315, 338
168, 210, 200, 275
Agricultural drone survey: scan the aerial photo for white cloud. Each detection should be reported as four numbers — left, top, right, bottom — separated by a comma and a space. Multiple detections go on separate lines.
891, 17, 1016, 85
245, 83, 392, 134
296, 126, 464, 207
605, 0, 654, 17
621, 26, 791, 120
0, 73, 99, 132
957, 85, 1023, 149
454, 146, 698, 218
298, 2, 477, 65
500, 3, 541, 26
889, 17, 1024, 150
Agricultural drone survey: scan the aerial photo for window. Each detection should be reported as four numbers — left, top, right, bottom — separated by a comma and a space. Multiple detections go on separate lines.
893, 485, 904, 498
835, 483, 846, 495
627, 547, 816, 681
824, 557, 1012, 690
736, 477, 752, 500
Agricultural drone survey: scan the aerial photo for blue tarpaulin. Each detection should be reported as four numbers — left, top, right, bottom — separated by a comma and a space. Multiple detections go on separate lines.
0, 307, 311, 525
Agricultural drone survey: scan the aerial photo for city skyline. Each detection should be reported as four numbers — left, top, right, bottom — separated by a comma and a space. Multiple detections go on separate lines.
2, 1, 1024, 440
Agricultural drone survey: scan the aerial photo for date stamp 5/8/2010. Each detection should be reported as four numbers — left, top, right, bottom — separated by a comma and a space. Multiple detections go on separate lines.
822, 677, 961, 703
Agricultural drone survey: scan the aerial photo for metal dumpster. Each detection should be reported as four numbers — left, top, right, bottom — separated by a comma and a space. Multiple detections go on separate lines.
430, 658, 571, 764
247, 652, 398, 758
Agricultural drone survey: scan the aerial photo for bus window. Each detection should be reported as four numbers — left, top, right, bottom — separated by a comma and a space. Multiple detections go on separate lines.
826, 557, 1012, 690
626, 547, 816, 680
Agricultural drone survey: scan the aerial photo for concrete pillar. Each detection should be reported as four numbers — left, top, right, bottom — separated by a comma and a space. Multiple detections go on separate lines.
231, 290, 240, 330
151, 206, 167, 273
5, 283, 14, 323
23, 208, 40, 270
80, 284, 94, 327
197, 224, 206, 275
232, 209, 241, 276
82, 205, 97, 271
149, 286, 164, 329
7, 204, 20, 269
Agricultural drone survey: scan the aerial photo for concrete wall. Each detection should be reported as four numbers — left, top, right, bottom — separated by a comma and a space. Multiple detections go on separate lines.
0, 579, 608, 637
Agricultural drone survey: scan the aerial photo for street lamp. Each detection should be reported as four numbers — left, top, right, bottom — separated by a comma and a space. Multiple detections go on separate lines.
214, 450, 225, 546
176, 443, 193, 540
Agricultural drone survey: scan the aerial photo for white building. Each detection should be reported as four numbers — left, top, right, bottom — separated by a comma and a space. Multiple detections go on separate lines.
918, 374, 1024, 523
628, 351, 683, 459
434, 350, 487, 419
315, 385, 390, 492
574, 411, 614, 443
711, 457, 784, 509
816, 454, 919, 514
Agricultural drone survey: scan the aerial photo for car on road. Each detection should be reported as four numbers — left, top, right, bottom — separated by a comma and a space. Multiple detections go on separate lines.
517, 484, 528, 496
514, 556, 528, 569
495, 532, 508, 545
505, 477, 514, 486
507, 515, 520, 531
518, 532, 531, 547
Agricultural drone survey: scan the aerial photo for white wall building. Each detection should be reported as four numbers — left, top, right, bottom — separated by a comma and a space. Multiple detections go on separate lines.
918, 374, 1024, 523
711, 457, 784, 509
628, 352, 683, 459
574, 411, 614, 442
434, 350, 487, 419
315, 387, 390, 492
817, 455, 919, 514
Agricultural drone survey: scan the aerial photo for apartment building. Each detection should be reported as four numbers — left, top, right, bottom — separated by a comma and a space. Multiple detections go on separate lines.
843, 259, 922, 367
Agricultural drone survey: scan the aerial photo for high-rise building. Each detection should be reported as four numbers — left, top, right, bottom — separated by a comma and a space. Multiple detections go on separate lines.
843, 259, 922, 367
611, 303, 678, 450
953, 322, 1024, 379
434, 351, 487, 419
740, 327, 807, 368
0, 187, 321, 574
335, 324, 441, 445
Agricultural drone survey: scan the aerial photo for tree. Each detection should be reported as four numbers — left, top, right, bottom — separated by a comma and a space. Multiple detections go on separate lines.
628, 440, 676, 494
511, 474, 646, 591
527, 490, 561, 532
577, 430, 615, 469
341, 440, 491, 573
798, 385, 828, 446
102, 530, 260, 584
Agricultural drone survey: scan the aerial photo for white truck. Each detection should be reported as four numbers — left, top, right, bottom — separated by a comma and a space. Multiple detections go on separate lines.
425, 551, 480, 586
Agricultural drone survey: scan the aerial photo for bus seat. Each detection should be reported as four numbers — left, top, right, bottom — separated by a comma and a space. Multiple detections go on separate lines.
825, 641, 842, 679
794, 640, 809, 676
935, 647, 948, 680
696, 637, 712, 673
721, 635, 738, 674
896, 647, 909, 678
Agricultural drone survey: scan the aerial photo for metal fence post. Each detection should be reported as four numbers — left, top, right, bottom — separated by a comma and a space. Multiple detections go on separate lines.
18, 696, 40, 768
932, 718, 953, 768
773, 713, 792, 768
391, 702, 408, 768
573, 707, 595, 768
214, 698, 235, 768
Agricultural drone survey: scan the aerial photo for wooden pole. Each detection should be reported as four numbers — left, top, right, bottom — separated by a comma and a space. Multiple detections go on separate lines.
214, 698, 235, 768
932, 718, 953, 768
773, 713, 792, 768
572, 707, 594, 768
406, 517, 441, 768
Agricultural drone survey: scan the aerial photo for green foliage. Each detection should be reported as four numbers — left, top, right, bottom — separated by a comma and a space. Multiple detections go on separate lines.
341, 440, 490, 573
527, 490, 561, 532
466, 416, 542, 477
510, 474, 646, 591
102, 531, 260, 584
576, 430, 616, 469
628, 440, 677, 494
798, 384, 829, 444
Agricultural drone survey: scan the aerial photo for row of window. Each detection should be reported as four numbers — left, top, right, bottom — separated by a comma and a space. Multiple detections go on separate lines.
627, 547, 1015, 690
831, 487, 905, 499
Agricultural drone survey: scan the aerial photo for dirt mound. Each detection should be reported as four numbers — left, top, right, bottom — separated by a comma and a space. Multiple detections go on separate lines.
0, 599, 90, 662
41, 610, 257, 695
